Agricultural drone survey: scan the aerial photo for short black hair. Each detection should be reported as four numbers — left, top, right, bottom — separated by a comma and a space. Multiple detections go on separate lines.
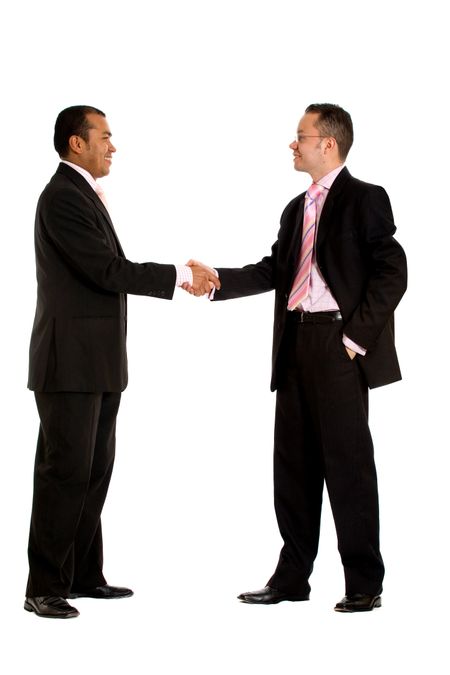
54, 105, 106, 157
305, 103, 353, 161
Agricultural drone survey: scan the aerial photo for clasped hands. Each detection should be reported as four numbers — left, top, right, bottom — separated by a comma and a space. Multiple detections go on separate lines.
182, 259, 220, 297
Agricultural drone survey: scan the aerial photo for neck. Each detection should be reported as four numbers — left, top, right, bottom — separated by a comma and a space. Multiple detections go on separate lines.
61, 156, 93, 177
310, 161, 343, 183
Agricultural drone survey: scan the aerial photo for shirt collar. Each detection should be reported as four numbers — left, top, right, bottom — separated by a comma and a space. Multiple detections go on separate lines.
315, 164, 345, 191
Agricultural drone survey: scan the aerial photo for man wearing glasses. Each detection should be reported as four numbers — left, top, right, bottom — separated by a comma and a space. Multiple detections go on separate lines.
188, 103, 407, 612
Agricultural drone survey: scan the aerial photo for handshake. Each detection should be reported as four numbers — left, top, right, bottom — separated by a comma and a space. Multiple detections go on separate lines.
182, 259, 220, 297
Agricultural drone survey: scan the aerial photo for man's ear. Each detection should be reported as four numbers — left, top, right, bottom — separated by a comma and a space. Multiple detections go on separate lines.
323, 136, 337, 155
68, 134, 85, 155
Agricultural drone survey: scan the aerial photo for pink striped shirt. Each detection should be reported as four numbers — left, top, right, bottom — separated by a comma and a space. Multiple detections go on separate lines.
294, 165, 366, 356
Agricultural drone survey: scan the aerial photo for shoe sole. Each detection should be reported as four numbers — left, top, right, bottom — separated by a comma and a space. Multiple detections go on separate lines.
238, 596, 310, 604
24, 601, 79, 619
68, 591, 133, 599
334, 596, 382, 613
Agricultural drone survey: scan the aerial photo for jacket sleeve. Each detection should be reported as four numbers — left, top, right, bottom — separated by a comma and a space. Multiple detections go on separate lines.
42, 188, 176, 298
343, 186, 407, 350
213, 240, 278, 300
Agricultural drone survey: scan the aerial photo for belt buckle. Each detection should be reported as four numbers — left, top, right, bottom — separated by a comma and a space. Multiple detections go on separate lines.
299, 311, 306, 323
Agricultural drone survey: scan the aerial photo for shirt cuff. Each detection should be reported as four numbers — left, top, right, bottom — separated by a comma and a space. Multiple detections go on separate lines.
175, 265, 193, 287
208, 268, 219, 300
342, 334, 366, 356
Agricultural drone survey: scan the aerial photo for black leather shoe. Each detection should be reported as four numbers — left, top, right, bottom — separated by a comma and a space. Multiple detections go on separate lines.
237, 585, 309, 604
24, 596, 79, 619
69, 584, 133, 599
334, 593, 382, 613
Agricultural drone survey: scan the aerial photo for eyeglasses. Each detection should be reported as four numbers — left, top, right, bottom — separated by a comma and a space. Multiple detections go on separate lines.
296, 134, 327, 143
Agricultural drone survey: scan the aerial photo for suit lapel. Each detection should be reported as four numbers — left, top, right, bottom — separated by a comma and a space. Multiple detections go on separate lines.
56, 163, 125, 256
316, 167, 351, 249
287, 193, 306, 267
287, 167, 351, 258
94, 200, 125, 257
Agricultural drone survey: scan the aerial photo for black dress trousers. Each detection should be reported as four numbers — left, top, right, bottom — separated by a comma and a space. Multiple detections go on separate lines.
26, 391, 121, 597
267, 314, 384, 596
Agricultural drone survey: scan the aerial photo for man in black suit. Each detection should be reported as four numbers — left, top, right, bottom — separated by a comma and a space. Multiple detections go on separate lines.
25, 105, 219, 619
187, 103, 407, 612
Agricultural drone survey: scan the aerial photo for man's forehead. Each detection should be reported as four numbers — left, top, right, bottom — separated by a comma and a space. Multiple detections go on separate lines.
87, 113, 111, 132
297, 113, 318, 131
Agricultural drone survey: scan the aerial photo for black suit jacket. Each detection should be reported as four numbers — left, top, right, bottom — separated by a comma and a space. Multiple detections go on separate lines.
215, 168, 407, 390
28, 163, 176, 392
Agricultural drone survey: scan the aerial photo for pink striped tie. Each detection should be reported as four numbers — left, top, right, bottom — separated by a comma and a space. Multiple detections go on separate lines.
287, 183, 324, 311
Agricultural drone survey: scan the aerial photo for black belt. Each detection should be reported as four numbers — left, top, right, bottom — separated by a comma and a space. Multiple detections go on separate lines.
287, 310, 342, 324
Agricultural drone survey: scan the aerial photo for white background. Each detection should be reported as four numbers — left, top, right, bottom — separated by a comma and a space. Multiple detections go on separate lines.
1, 1, 448, 672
